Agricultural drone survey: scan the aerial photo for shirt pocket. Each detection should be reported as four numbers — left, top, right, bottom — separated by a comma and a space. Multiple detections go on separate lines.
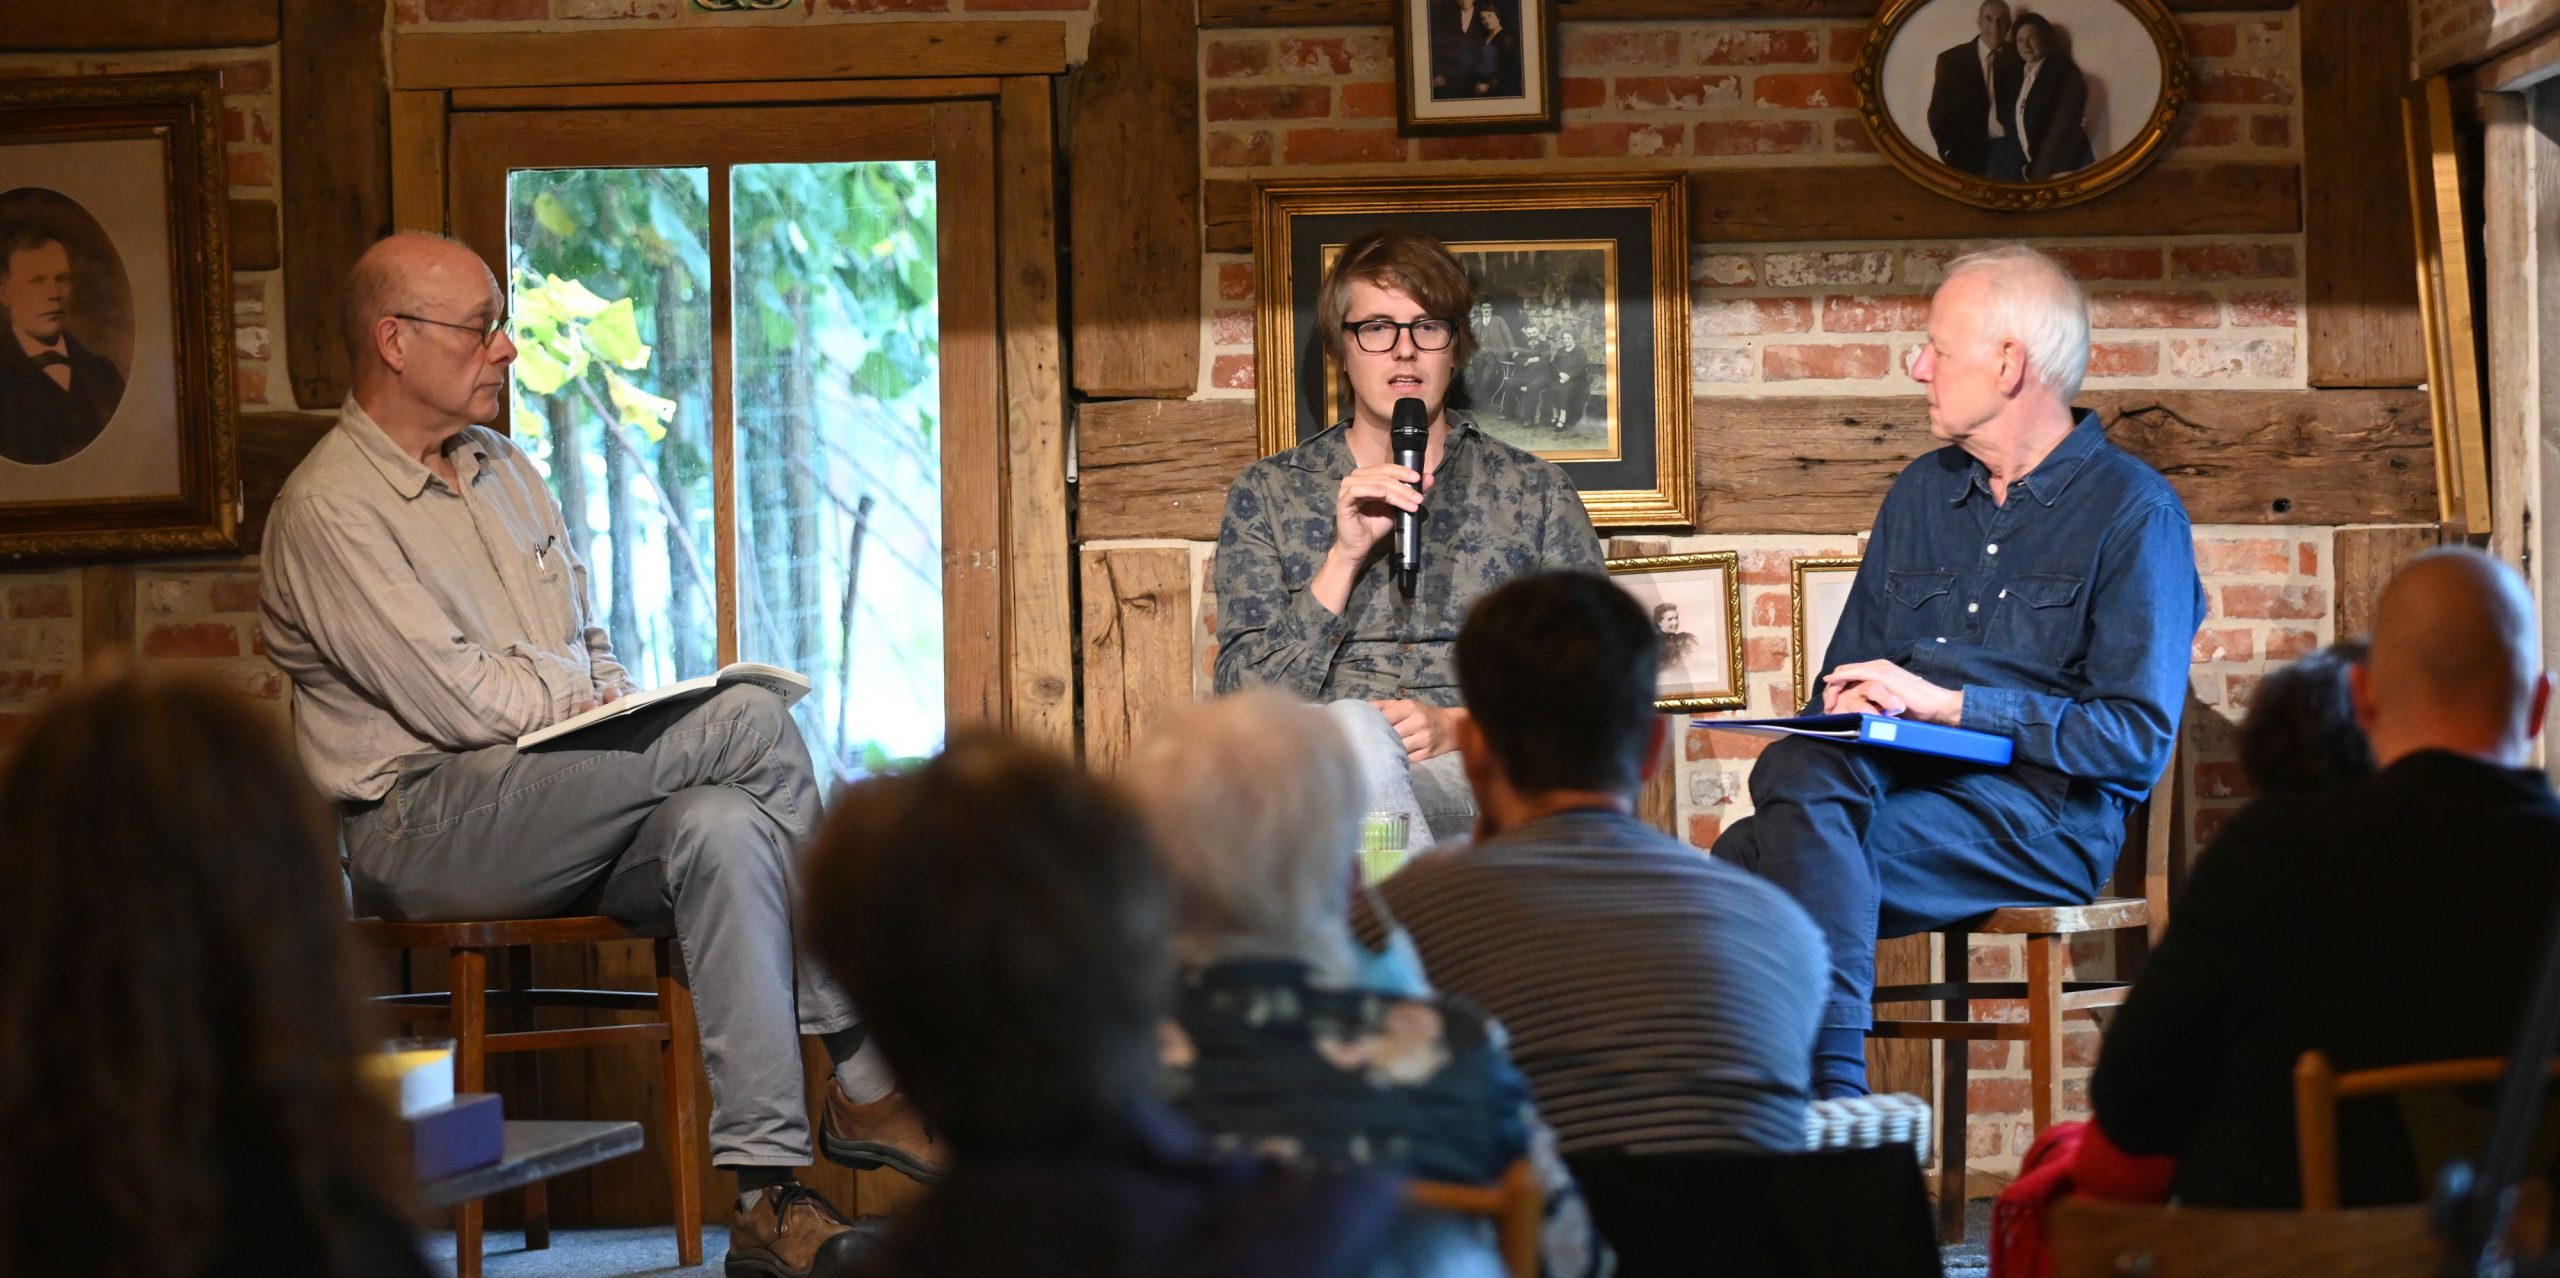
1884, 568, 1958, 636
1991, 571, 2086, 662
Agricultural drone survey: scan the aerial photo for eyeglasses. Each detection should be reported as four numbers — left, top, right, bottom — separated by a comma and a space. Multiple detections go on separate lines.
1344, 317, 1457, 354
394, 310, 511, 350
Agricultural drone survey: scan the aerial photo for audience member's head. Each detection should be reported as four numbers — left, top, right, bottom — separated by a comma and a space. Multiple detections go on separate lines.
2238, 639, 2375, 796
2354, 546, 2552, 768
1456, 570, 1663, 803
1125, 691, 1365, 986
0, 668, 403, 1278
803, 734, 1177, 1158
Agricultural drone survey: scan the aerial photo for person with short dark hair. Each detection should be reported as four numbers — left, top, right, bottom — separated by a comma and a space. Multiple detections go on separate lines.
1361, 571, 1828, 1158
804, 734, 1488, 1278
0, 669, 431, 1278
1926, 0, 2025, 179
0, 222, 125, 465
2236, 639, 2373, 797
2009, 14, 2095, 180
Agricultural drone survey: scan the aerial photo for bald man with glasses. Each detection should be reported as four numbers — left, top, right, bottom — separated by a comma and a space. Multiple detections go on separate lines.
262, 234, 932, 1278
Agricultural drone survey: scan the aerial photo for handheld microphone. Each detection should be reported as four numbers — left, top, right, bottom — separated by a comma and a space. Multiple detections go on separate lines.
1389, 397, 1428, 599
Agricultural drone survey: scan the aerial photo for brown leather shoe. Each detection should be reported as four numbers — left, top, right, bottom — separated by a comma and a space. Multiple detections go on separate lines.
821, 1082, 949, 1183
726, 1182, 868, 1278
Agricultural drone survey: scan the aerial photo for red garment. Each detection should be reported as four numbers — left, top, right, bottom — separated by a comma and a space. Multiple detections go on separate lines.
1989, 1121, 2176, 1278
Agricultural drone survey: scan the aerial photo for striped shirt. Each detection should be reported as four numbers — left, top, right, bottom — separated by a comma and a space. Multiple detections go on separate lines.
1362, 808, 1826, 1156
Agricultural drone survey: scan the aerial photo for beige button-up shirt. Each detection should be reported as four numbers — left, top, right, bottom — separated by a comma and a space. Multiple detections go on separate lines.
261, 397, 632, 801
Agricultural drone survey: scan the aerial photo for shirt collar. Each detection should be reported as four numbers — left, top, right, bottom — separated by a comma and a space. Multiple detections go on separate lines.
337, 396, 487, 501
1290, 413, 1482, 479
1948, 408, 2105, 509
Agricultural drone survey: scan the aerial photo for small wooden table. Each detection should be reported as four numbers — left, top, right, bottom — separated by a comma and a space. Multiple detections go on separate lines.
422, 1119, 644, 1210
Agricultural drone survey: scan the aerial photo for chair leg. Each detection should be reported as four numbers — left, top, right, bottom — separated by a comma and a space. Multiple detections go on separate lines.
504, 947, 551, 1253
451, 947, 489, 1278
658, 937, 706, 1267
1938, 929, 1970, 1246
2025, 934, 2063, 1134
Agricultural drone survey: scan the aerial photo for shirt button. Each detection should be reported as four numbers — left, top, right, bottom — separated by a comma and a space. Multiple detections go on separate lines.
1967, 602, 1980, 614
1998, 588, 2009, 599
1936, 636, 1948, 644
1986, 543, 2000, 555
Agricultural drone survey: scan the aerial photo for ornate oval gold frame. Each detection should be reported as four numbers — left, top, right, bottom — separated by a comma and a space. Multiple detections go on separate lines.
1852, 0, 2189, 211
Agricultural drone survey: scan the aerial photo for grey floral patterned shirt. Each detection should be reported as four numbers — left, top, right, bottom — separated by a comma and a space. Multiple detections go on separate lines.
1214, 418, 1604, 706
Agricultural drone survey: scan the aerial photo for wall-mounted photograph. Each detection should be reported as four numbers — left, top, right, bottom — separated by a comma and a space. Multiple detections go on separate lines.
1393, 0, 1560, 135
1607, 550, 1744, 712
1790, 555, 1862, 710
1254, 174, 1694, 527
0, 72, 238, 558
1853, 0, 2187, 210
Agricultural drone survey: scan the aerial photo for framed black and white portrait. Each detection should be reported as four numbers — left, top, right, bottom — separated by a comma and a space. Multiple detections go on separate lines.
1392, 0, 1559, 135
1607, 550, 1743, 712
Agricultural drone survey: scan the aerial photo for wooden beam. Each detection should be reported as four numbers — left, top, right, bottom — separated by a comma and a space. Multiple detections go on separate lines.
392, 25, 1066, 90
388, 90, 447, 235
227, 199, 279, 272
449, 78, 1002, 110
282, 0, 390, 410
236, 411, 334, 549
998, 78, 1076, 753
1068, 0, 1201, 397
0, 1, 278, 51
1079, 546, 1199, 772
1202, 163, 2302, 254
2301, 0, 2422, 387
1199, 0, 2281, 25
1074, 388, 2438, 542
2332, 525, 2442, 641
939, 102, 1009, 730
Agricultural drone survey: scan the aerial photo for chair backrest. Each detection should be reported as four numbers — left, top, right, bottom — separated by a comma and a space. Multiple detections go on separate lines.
2107, 740, 2182, 954
2294, 1049, 2560, 1210
2048, 1198, 2439, 1278
1406, 1157, 1538, 1278
1563, 1144, 1942, 1278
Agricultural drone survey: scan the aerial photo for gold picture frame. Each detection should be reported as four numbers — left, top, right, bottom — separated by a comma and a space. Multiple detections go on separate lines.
0, 72, 239, 558
1852, 0, 2189, 211
1253, 173, 1695, 528
1790, 555, 1862, 711
1607, 550, 1744, 712
2402, 74, 2490, 537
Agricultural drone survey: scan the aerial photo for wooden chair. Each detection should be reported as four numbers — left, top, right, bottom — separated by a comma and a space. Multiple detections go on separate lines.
2048, 1198, 2441, 1278
1868, 748, 2180, 1243
2294, 1049, 2560, 1211
1407, 1157, 1539, 1278
357, 915, 703, 1278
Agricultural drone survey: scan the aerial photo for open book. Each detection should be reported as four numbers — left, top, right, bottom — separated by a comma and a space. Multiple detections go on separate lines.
516, 661, 810, 750
1692, 713, 2013, 767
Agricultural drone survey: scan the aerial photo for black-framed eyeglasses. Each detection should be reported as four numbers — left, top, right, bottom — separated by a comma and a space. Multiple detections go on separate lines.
1344, 317, 1457, 354
394, 310, 511, 350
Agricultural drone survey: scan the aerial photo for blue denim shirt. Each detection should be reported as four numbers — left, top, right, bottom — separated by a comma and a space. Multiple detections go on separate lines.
1815, 411, 2205, 801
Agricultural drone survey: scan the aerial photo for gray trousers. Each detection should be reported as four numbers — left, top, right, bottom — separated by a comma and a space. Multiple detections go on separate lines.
1325, 699, 1477, 852
344, 684, 859, 1167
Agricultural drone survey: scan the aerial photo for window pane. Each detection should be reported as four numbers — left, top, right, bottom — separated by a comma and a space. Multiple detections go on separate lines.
732, 161, 943, 786
505, 167, 718, 688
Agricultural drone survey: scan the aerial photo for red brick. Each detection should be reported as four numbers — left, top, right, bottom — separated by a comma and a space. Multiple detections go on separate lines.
1693, 253, 1756, 287
2222, 583, 2329, 620
236, 368, 268, 404
2087, 341, 2159, 377
1563, 29, 1683, 67
213, 59, 273, 93
1820, 294, 1931, 333
2064, 1024, 2103, 1068
1695, 296, 1813, 336
2179, 20, 2239, 57
1694, 119, 1822, 156
2225, 673, 2264, 711
1561, 77, 1607, 111
2170, 337, 2293, 379
226, 149, 272, 187
2179, 112, 2243, 148
1218, 262, 1255, 302
1971, 1041, 2017, 1070
1970, 1076, 2031, 1115
0, 713, 25, 746
1210, 309, 1254, 347
1205, 38, 1271, 79
2197, 536, 2292, 576
2195, 760, 2253, 800
1745, 636, 1789, 672
8, 583, 72, 619
1696, 28, 1820, 65
1831, 117, 1876, 153
1752, 72, 1856, 110
1280, 127, 1404, 165
1687, 813, 1724, 849
557, 0, 680, 13
2250, 114, 2291, 147
2050, 247, 2163, 281
2170, 243, 2297, 281
144, 622, 239, 659
1205, 131, 1272, 167
1752, 591, 1792, 627
2228, 291, 2298, 328
234, 667, 286, 700
0, 672, 64, 705
1695, 348, 1754, 383
1211, 354, 1256, 390
209, 579, 262, 614
1826, 25, 1866, 65
1968, 1118, 2006, 1158
427, 0, 546, 15
2088, 291, 2221, 329
2266, 626, 2320, 660
1558, 122, 1683, 158
224, 107, 248, 144
1279, 35, 1388, 77
1340, 81, 1397, 120
2194, 68, 2295, 105
2299, 543, 2318, 576
1415, 134, 1547, 161
2191, 626, 2254, 663
1614, 74, 1741, 111
1208, 84, 1329, 122
1739, 549, 1792, 586
1970, 941, 2015, 979
1766, 251, 1893, 287
1765, 343, 1890, 380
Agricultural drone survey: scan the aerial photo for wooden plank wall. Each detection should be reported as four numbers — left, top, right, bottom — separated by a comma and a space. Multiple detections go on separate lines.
1067, 0, 1202, 397
1078, 546, 1201, 771
0, 0, 278, 51
282, 0, 391, 409
1197, 0, 2281, 24
2300, 0, 2424, 387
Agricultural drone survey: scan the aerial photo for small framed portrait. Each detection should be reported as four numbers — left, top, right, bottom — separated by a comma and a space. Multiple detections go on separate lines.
0, 72, 238, 558
1392, 0, 1560, 135
1791, 556, 1862, 710
1253, 173, 1694, 527
1607, 550, 1743, 712
1852, 0, 2188, 210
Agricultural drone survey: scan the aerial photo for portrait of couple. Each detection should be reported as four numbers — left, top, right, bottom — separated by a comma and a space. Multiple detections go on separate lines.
1925, 0, 2096, 181
1425, 0, 1523, 101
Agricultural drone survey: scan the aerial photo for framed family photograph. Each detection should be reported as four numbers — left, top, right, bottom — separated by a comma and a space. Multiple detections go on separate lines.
0, 72, 238, 558
1252, 173, 1695, 527
1607, 551, 1744, 712
1852, 0, 2188, 210
1392, 0, 1560, 135
1790, 555, 1862, 709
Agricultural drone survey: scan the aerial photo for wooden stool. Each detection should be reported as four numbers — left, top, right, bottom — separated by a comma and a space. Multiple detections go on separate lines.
356, 915, 704, 1278
1868, 751, 2180, 1244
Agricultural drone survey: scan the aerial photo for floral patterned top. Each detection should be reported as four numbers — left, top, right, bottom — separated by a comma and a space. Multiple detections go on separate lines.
1162, 958, 1612, 1278
1212, 418, 1603, 707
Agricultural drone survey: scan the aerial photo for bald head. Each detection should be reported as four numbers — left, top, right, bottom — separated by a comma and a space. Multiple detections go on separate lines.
340, 233, 498, 374
2357, 546, 2550, 766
